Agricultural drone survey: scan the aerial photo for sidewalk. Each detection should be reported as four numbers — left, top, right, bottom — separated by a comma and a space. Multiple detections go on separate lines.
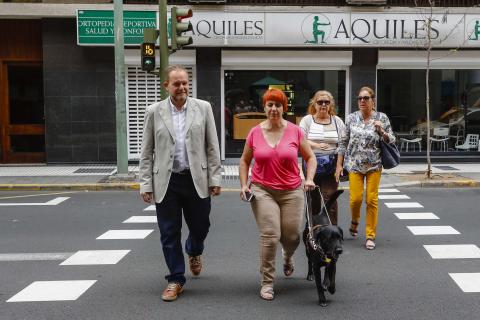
0, 162, 479, 191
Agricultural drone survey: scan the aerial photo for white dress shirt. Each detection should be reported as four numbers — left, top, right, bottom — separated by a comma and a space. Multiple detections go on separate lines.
169, 98, 190, 172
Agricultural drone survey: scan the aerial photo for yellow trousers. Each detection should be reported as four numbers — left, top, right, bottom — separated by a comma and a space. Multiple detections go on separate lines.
349, 170, 382, 240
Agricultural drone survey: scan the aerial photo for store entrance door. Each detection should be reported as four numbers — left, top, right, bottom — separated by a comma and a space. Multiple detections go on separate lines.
0, 63, 45, 163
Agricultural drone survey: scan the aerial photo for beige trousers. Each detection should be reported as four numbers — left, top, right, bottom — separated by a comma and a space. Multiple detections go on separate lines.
250, 183, 304, 287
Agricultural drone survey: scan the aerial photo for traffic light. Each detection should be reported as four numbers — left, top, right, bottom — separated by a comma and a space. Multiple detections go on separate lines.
141, 43, 155, 71
171, 7, 193, 51
141, 28, 158, 72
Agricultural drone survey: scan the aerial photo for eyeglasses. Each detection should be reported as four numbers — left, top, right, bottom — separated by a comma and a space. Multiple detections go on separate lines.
357, 96, 371, 102
316, 100, 331, 106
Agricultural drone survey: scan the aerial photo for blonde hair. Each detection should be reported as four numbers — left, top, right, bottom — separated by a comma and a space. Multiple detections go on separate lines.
307, 90, 336, 116
357, 86, 375, 98
357, 86, 376, 110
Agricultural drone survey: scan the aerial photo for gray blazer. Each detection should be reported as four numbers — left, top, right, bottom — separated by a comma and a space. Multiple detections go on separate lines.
139, 97, 222, 203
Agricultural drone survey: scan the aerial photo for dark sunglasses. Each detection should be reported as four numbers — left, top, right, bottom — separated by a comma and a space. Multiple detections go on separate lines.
357, 96, 371, 102
316, 100, 331, 106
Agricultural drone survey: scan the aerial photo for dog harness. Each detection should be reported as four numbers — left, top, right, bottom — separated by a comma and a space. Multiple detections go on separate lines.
305, 187, 332, 264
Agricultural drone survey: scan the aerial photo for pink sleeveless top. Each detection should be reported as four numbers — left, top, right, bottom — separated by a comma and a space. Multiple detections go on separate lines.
246, 122, 304, 190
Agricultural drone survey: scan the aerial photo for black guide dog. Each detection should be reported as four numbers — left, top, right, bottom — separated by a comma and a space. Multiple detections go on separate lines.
303, 189, 344, 307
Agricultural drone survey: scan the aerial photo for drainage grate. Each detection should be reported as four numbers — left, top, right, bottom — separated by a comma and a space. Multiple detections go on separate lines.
73, 168, 115, 174
433, 166, 459, 171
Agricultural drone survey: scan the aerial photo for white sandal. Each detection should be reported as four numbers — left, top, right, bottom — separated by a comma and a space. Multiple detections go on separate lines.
366, 238, 376, 250
260, 286, 274, 300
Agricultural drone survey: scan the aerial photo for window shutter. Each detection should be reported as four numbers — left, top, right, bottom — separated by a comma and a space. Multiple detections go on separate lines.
126, 66, 194, 160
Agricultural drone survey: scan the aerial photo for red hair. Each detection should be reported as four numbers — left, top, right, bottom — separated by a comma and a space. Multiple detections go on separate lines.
262, 88, 289, 112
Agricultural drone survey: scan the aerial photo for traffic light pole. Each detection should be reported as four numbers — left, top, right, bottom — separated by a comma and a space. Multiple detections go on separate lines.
158, 0, 169, 99
113, 0, 128, 175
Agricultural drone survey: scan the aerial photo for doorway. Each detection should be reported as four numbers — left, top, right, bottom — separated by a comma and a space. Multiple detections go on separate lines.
0, 63, 45, 163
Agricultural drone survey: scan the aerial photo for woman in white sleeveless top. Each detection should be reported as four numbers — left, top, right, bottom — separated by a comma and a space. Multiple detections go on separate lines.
299, 90, 346, 225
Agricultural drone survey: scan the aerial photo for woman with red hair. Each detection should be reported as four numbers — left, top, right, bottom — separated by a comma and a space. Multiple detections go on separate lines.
239, 88, 316, 301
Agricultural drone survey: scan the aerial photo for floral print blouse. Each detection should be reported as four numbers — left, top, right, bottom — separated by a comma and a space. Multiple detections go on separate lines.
338, 111, 396, 174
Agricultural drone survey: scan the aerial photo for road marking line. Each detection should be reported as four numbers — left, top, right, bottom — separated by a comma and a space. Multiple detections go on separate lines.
0, 196, 70, 206
0, 253, 73, 261
123, 216, 157, 223
143, 205, 155, 211
45, 197, 70, 205
60, 250, 130, 265
0, 191, 78, 200
379, 194, 410, 200
449, 273, 480, 292
96, 229, 154, 240
378, 188, 400, 193
7, 280, 96, 302
394, 212, 439, 220
424, 244, 480, 259
407, 226, 460, 235
385, 202, 423, 208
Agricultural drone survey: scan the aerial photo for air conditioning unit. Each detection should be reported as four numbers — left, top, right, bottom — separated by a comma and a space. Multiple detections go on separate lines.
346, 0, 387, 5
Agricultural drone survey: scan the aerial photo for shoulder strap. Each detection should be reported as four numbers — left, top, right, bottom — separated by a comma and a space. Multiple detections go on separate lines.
332, 116, 339, 147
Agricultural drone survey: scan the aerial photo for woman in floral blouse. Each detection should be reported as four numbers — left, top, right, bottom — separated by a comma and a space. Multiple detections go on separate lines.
336, 86, 395, 250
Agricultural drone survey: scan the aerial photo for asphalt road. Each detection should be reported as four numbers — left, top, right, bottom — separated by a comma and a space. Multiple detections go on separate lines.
0, 188, 479, 320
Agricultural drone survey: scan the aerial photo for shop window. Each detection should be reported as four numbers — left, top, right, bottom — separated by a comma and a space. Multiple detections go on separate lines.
378, 69, 480, 153
224, 70, 346, 155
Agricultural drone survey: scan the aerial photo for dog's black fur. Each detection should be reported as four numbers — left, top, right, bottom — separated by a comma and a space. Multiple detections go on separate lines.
303, 189, 344, 307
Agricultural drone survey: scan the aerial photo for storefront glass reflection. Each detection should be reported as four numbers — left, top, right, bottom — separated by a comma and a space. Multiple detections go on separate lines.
224, 70, 346, 155
378, 69, 480, 153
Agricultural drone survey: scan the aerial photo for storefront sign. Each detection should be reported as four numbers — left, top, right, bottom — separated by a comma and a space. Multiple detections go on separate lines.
267, 13, 476, 48
77, 10, 156, 45
76, 10, 480, 48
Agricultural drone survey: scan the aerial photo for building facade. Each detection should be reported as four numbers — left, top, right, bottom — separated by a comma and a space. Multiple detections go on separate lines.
1, 0, 479, 163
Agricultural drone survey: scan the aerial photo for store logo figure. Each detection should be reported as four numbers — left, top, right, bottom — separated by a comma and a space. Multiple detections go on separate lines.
469, 20, 480, 40
302, 14, 331, 44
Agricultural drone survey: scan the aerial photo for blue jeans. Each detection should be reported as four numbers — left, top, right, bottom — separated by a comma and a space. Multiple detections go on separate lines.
155, 172, 211, 285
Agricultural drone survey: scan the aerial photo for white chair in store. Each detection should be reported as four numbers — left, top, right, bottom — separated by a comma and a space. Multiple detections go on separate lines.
449, 125, 464, 146
455, 134, 479, 151
400, 137, 422, 152
429, 127, 449, 151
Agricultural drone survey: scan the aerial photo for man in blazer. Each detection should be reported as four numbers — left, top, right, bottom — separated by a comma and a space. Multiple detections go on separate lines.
139, 65, 222, 302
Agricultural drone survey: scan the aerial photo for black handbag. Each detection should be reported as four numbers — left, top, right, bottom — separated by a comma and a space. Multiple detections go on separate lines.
379, 140, 400, 169
376, 113, 400, 169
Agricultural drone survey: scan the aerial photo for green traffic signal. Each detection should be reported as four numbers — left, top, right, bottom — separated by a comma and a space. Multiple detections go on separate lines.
141, 42, 156, 71
171, 7, 193, 51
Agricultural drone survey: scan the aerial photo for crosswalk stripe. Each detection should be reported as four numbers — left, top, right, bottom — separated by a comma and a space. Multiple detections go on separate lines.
123, 216, 157, 223
379, 194, 410, 200
407, 226, 460, 235
385, 202, 424, 208
449, 273, 480, 292
424, 245, 480, 259
394, 212, 439, 220
143, 205, 155, 211
378, 188, 400, 193
96, 229, 154, 240
7, 280, 96, 302
60, 250, 130, 265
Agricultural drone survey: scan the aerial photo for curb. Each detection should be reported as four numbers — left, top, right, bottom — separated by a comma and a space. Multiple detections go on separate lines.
0, 180, 478, 191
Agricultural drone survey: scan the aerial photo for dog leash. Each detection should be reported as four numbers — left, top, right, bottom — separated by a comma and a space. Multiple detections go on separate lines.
305, 187, 331, 263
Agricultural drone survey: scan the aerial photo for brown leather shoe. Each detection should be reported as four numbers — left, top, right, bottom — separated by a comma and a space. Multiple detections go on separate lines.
161, 283, 183, 302
188, 255, 202, 276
